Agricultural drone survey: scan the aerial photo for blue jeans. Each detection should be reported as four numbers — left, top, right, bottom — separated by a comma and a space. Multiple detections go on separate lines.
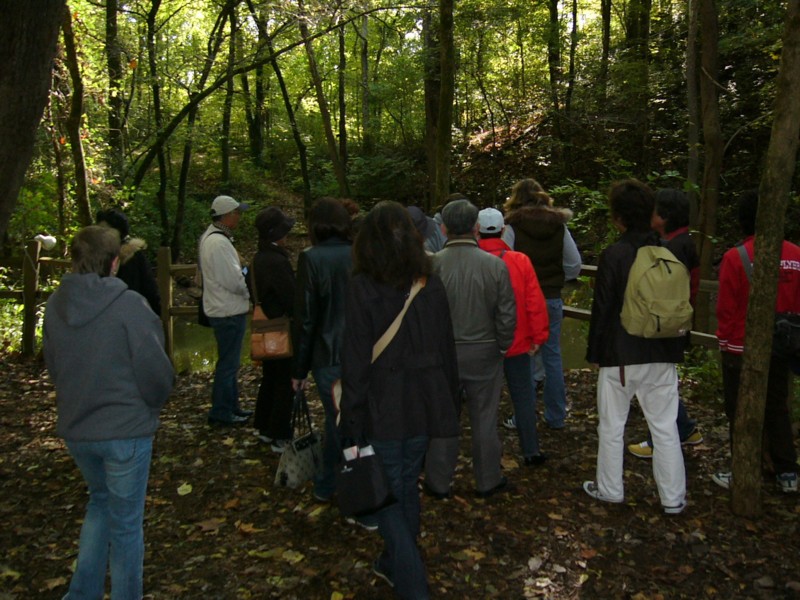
371, 436, 430, 600
64, 437, 153, 600
539, 298, 567, 428
504, 353, 541, 457
209, 314, 247, 421
312, 365, 342, 500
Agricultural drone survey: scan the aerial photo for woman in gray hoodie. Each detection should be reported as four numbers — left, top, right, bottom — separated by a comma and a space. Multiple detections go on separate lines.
44, 225, 174, 600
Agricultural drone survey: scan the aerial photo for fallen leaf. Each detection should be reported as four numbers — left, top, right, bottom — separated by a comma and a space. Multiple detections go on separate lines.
177, 482, 193, 496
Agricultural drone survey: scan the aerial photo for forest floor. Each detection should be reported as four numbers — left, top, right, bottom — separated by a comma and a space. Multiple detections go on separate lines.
2, 356, 800, 599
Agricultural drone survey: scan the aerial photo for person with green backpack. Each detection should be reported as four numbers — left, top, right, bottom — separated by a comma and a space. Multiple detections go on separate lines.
583, 179, 689, 515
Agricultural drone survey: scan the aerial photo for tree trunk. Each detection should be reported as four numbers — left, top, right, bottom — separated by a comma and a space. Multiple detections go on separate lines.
695, 0, 722, 332
359, 15, 374, 154
268, 34, 312, 210
147, 0, 170, 246
0, 0, 65, 242
423, 7, 440, 212
623, 0, 652, 166
298, 0, 350, 197
61, 5, 91, 226
732, 0, 800, 517
221, 10, 237, 186
686, 0, 701, 229
599, 0, 611, 103
546, 0, 563, 149
171, 1, 233, 259
434, 0, 455, 208
106, 0, 125, 186
338, 22, 348, 166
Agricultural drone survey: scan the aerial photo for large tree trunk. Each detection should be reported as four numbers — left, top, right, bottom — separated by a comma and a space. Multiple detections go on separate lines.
62, 5, 91, 226
106, 0, 125, 186
0, 0, 65, 242
732, 0, 800, 517
147, 0, 170, 246
686, 0, 701, 228
423, 7, 440, 212
298, 0, 350, 197
695, 0, 722, 332
623, 0, 652, 166
434, 0, 454, 208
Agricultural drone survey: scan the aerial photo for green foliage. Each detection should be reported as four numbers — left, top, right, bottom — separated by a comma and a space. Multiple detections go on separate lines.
348, 152, 424, 204
679, 346, 723, 404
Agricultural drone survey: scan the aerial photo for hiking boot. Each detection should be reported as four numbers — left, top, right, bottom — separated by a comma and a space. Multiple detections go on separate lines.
502, 415, 517, 430
582, 480, 624, 504
682, 429, 703, 445
711, 471, 732, 490
663, 500, 687, 515
777, 472, 798, 493
628, 440, 653, 459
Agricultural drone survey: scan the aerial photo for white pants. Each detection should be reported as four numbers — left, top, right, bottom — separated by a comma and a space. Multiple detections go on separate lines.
596, 363, 686, 508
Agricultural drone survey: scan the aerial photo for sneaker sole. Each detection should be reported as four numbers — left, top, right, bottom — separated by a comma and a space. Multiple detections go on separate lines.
372, 563, 394, 588
663, 502, 687, 515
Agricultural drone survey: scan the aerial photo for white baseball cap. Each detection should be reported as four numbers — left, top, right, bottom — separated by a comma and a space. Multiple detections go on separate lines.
210, 195, 250, 217
478, 208, 505, 234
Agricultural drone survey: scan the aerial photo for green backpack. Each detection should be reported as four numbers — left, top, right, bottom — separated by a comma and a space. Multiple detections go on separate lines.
620, 245, 693, 338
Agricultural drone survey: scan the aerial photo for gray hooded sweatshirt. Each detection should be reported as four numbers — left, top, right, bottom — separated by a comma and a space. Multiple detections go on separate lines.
44, 273, 174, 442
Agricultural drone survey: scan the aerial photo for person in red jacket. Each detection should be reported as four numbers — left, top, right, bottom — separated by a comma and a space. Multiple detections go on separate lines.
713, 190, 800, 493
478, 208, 550, 465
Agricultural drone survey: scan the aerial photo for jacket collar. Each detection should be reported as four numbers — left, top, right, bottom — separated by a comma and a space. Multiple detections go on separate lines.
443, 237, 478, 249
477, 237, 510, 254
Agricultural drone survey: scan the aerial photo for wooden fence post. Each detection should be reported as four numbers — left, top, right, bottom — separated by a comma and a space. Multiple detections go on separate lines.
22, 240, 41, 356
157, 246, 174, 364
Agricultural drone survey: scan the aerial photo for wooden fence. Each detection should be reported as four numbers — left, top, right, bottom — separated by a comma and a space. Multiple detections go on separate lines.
2, 243, 719, 361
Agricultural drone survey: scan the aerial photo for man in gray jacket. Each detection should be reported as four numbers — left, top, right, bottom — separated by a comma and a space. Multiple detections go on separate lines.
424, 198, 517, 497
44, 225, 174, 599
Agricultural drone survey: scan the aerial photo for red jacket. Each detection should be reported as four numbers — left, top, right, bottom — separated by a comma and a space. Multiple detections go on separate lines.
716, 235, 800, 354
478, 237, 549, 356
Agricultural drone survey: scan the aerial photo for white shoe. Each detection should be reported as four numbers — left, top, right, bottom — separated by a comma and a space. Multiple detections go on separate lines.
582, 480, 623, 504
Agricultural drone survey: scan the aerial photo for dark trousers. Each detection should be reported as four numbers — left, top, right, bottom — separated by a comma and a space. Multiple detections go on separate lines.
254, 357, 293, 440
721, 351, 797, 474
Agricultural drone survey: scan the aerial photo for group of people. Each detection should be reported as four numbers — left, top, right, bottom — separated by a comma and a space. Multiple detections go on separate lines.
43, 178, 800, 599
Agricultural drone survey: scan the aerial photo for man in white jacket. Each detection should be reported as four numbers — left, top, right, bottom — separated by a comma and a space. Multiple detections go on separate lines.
199, 195, 252, 425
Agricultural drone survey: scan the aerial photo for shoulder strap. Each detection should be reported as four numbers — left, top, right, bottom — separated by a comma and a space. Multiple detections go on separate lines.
249, 265, 259, 306
736, 244, 753, 282
371, 277, 426, 363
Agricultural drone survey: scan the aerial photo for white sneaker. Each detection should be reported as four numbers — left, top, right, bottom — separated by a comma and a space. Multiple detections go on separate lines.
582, 480, 624, 504
502, 415, 517, 430
711, 471, 732, 490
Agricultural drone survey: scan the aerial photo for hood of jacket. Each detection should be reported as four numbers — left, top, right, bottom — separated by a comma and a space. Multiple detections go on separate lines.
49, 273, 128, 328
505, 205, 573, 240
119, 237, 147, 265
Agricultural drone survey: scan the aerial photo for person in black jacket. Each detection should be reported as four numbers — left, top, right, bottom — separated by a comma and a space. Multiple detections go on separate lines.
292, 198, 353, 504
339, 200, 459, 599
583, 179, 687, 515
251, 207, 296, 452
96, 208, 161, 315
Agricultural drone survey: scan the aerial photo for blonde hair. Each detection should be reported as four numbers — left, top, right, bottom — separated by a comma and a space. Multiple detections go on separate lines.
504, 178, 554, 213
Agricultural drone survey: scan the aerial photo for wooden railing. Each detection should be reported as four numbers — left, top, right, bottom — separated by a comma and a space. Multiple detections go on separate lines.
3, 245, 720, 360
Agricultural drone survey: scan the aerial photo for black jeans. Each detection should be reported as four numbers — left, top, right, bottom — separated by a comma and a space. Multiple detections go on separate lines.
721, 351, 797, 474
254, 356, 293, 440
